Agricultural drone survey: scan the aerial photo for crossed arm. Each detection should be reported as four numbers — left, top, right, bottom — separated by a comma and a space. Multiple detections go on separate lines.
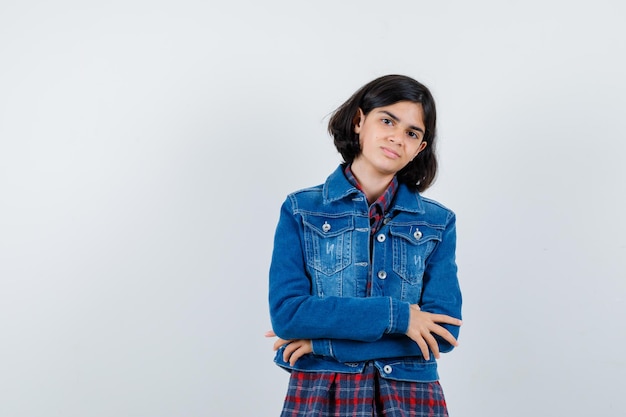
267, 304, 462, 366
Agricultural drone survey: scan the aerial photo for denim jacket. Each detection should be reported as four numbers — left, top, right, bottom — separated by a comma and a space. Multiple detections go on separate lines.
269, 165, 462, 382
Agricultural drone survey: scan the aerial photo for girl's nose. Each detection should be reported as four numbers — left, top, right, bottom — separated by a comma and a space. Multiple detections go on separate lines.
388, 129, 402, 144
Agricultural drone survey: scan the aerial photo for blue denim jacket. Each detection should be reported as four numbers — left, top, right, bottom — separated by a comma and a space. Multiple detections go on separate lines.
269, 165, 462, 382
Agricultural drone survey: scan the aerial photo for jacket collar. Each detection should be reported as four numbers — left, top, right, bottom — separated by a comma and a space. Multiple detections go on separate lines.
323, 165, 426, 214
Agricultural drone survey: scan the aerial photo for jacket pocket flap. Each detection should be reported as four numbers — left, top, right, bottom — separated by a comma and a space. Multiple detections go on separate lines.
390, 224, 441, 245
303, 215, 354, 237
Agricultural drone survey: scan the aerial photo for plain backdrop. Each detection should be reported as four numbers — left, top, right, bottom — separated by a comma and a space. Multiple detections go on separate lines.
1, 1, 625, 416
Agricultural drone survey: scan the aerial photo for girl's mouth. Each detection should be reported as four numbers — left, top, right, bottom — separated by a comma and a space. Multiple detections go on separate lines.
381, 147, 399, 159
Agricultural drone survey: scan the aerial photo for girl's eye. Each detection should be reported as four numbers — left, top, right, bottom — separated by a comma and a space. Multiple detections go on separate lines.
407, 131, 419, 139
382, 118, 393, 125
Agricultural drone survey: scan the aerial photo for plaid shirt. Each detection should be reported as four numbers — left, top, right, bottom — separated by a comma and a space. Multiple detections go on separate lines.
344, 164, 398, 235
280, 363, 449, 417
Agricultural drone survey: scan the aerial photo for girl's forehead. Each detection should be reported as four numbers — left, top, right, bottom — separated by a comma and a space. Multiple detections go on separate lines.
375, 101, 423, 110
370, 102, 425, 122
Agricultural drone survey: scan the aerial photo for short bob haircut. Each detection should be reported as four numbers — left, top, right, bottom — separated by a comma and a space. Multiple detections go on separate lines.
328, 74, 437, 192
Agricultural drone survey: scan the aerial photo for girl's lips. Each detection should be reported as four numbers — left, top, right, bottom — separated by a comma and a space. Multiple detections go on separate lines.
381, 147, 399, 158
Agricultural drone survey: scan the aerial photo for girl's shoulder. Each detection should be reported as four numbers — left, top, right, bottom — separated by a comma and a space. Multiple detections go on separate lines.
416, 194, 456, 225
280, 183, 326, 212
420, 195, 454, 213
288, 182, 324, 196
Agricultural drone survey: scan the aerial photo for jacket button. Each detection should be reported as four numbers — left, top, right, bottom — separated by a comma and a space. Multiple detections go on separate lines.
376, 233, 386, 242
413, 229, 422, 240
383, 365, 392, 374
383, 218, 390, 225
322, 221, 331, 232
377, 271, 387, 280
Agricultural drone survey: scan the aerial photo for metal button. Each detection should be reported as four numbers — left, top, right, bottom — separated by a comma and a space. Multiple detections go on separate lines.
376, 233, 386, 242
322, 221, 331, 232
383, 218, 390, 225
377, 270, 387, 280
383, 365, 392, 374
413, 229, 422, 240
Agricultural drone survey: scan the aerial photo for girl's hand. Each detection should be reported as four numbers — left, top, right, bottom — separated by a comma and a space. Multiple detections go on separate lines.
406, 305, 462, 360
265, 331, 313, 366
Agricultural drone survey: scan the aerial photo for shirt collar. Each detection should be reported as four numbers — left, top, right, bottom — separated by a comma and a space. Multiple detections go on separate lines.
323, 165, 425, 214
343, 164, 398, 214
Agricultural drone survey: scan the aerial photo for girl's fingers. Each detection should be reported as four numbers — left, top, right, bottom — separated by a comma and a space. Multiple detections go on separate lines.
423, 331, 440, 359
430, 324, 458, 347
289, 345, 307, 366
273, 338, 290, 351
283, 341, 299, 362
412, 335, 430, 360
282, 340, 312, 365
431, 314, 462, 326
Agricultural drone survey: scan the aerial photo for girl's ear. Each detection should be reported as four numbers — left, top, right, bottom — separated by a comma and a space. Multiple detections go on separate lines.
413, 141, 428, 159
353, 108, 364, 134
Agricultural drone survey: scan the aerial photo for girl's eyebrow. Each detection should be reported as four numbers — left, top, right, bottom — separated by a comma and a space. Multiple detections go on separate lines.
378, 110, 425, 134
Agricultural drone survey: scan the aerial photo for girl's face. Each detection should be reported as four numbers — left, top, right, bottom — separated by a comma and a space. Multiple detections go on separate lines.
352, 100, 427, 181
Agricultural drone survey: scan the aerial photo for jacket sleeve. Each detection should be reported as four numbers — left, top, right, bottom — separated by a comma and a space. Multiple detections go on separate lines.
419, 210, 462, 353
269, 196, 411, 342
311, 211, 462, 362
311, 335, 422, 361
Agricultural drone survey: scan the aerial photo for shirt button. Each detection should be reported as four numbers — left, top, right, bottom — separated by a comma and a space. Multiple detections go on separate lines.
322, 221, 331, 232
383, 365, 392, 374
413, 229, 422, 240
383, 218, 390, 225
377, 270, 387, 280
376, 233, 386, 242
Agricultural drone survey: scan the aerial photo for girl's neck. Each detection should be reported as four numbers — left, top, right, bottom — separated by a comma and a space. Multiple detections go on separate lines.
350, 162, 394, 204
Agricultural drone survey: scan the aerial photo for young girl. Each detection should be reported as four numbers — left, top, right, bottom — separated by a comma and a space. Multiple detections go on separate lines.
267, 74, 463, 416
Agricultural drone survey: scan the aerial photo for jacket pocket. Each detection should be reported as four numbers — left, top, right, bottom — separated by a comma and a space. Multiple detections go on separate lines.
302, 214, 353, 275
390, 224, 441, 284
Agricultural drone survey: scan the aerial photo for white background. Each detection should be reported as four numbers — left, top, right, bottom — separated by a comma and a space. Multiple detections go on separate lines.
1, 1, 625, 416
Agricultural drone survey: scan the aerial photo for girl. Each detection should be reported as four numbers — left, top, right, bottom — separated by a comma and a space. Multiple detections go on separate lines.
267, 74, 462, 416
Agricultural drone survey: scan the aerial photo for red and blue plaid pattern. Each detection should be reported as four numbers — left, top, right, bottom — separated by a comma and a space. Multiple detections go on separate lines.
280, 363, 448, 416
344, 165, 398, 235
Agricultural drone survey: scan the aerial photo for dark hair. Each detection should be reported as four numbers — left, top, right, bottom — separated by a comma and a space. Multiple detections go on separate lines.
328, 74, 438, 192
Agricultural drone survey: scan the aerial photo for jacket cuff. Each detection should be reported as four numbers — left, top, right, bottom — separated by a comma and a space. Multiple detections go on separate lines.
311, 338, 333, 357
387, 298, 410, 334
